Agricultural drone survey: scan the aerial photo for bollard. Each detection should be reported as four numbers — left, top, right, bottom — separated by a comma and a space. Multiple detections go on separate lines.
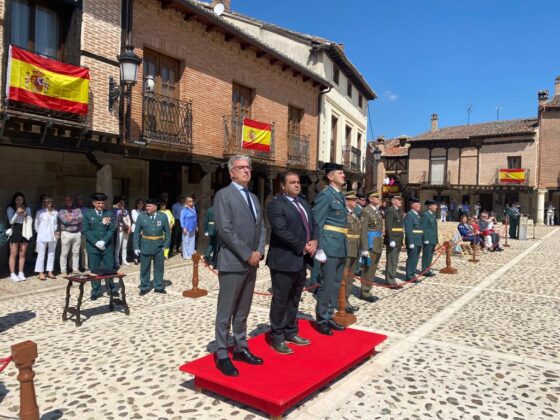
333, 268, 357, 327
469, 242, 480, 263
504, 216, 510, 247
439, 241, 458, 274
183, 253, 208, 298
11, 341, 39, 420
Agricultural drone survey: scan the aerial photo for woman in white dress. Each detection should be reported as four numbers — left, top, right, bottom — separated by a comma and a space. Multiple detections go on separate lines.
130, 198, 145, 265
34, 196, 59, 281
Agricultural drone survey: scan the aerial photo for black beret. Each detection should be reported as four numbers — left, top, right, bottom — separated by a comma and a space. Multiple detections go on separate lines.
425, 200, 437, 205
322, 162, 344, 174
145, 198, 158, 205
90, 192, 107, 201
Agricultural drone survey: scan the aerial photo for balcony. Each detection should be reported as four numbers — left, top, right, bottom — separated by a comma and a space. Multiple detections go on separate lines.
223, 116, 275, 161
496, 168, 529, 186
287, 133, 310, 168
142, 92, 193, 149
343, 146, 362, 172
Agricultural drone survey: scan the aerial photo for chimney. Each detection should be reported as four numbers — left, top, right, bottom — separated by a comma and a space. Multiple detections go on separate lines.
538, 89, 549, 106
431, 113, 439, 131
398, 135, 407, 147
556, 75, 560, 96
211, 0, 231, 12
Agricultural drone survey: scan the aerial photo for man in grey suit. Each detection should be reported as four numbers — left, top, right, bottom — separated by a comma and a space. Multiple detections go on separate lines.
214, 155, 266, 377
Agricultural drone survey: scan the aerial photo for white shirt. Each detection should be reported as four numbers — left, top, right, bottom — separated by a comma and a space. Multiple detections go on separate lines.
35, 209, 58, 242
232, 181, 257, 217
285, 195, 309, 221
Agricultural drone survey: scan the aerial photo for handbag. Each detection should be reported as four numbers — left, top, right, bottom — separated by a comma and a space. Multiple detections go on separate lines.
5, 228, 12, 238
22, 216, 33, 240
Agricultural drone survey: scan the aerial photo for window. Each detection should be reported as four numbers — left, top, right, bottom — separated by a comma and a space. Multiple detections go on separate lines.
333, 65, 340, 85
143, 50, 180, 98
430, 157, 446, 185
359, 94, 363, 108
507, 156, 522, 169
345, 125, 352, 147
347, 81, 352, 98
288, 105, 303, 137
330, 116, 338, 161
357, 132, 362, 151
232, 82, 253, 121
10, 0, 73, 60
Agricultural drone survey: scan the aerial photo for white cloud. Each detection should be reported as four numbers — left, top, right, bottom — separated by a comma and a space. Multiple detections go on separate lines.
384, 90, 399, 101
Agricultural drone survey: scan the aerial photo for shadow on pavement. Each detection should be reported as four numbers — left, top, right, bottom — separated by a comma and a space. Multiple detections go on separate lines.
0, 310, 36, 334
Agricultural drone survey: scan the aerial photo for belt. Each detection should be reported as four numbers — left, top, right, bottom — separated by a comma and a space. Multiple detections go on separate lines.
142, 235, 164, 240
391, 228, 404, 232
324, 225, 348, 234
346, 234, 359, 239
412, 230, 424, 234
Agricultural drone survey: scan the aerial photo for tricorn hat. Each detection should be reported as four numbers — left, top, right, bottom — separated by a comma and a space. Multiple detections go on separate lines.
409, 197, 420, 204
90, 192, 107, 201
145, 198, 158, 205
425, 199, 437, 206
322, 162, 344, 174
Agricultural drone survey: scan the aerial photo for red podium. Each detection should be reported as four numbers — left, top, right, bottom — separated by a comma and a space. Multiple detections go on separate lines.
180, 320, 387, 419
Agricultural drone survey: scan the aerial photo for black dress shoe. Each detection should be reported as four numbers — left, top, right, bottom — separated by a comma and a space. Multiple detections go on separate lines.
286, 335, 310, 346
154, 289, 167, 294
424, 272, 436, 277
109, 290, 120, 296
215, 357, 239, 377
232, 349, 263, 365
328, 320, 346, 331
346, 304, 360, 313
313, 322, 333, 336
359, 294, 378, 303
345, 306, 355, 314
139, 290, 149, 296
270, 341, 293, 354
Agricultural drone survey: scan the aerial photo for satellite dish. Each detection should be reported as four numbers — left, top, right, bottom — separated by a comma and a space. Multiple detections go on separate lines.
213, 2, 225, 16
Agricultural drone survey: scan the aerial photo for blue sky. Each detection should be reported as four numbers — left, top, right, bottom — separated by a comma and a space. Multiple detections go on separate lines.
231, 0, 560, 141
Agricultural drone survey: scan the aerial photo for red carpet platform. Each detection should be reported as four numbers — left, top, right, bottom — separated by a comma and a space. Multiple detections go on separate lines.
179, 320, 387, 418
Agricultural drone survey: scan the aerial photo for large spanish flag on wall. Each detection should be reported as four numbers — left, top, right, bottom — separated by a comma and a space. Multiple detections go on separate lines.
499, 168, 526, 184
6, 45, 89, 115
242, 118, 272, 152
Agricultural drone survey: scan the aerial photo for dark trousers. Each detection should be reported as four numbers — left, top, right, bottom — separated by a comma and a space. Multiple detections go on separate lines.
509, 219, 518, 239
214, 269, 256, 359
204, 235, 217, 266
89, 247, 117, 297
422, 244, 436, 273
139, 249, 165, 292
405, 245, 421, 280
315, 257, 345, 325
344, 256, 359, 304
384, 245, 401, 285
170, 222, 182, 253
269, 267, 306, 345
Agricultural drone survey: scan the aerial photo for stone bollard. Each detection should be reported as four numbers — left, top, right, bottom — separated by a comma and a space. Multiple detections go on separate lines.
11, 341, 39, 420
439, 241, 458, 274
333, 268, 357, 327
183, 253, 208, 298
469, 242, 480, 263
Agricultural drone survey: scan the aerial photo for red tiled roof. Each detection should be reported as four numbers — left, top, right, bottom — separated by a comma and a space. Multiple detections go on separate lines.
383, 138, 409, 157
409, 118, 538, 142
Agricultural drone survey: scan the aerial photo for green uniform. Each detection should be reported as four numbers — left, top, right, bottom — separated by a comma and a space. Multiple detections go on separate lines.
421, 210, 438, 274
312, 186, 348, 326
384, 206, 404, 285
506, 206, 520, 239
404, 210, 423, 280
133, 212, 171, 292
344, 208, 361, 305
359, 204, 383, 293
203, 206, 217, 266
82, 208, 117, 298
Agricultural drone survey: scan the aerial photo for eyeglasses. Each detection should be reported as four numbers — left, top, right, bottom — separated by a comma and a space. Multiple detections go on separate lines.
233, 165, 252, 171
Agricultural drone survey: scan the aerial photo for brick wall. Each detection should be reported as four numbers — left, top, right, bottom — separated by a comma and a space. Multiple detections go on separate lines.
408, 148, 429, 183
130, 0, 320, 170
538, 108, 560, 189
479, 139, 537, 186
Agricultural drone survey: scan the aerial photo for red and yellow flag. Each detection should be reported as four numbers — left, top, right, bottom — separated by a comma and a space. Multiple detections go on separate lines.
242, 118, 272, 152
6, 45, 89, 115
499, 169, 525, 184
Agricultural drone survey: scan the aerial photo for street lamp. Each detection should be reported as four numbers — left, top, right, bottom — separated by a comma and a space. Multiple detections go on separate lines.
373, 146, 382, 198
108, 45, 142, 112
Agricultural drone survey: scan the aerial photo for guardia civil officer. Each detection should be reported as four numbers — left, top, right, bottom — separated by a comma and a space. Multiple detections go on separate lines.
404, 198, 423, 282
312, 162, 348, 335
421, 200, 438, 277
343, 191, 361, 314
384, 195, 404, 288
82, 192, 118, 300
134, 198, 171, 295
358, 190, 383, 301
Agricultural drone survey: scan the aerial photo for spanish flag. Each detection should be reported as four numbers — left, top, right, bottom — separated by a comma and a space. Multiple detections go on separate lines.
6, 45, 89, 115
499, 169, 525, 184
242, 118, 272, 152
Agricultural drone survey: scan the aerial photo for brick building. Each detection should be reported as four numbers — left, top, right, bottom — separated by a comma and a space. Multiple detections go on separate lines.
365, 136, 409, 198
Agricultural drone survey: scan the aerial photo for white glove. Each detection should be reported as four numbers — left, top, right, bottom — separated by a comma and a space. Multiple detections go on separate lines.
134, 249, 141, 256
315, 249, 327, 263
204, 232, 209, 237
409, 244, 415, 249
389, 241, 396, 248
361, 250, 369, 257
95, 240, 105, 250
424, 240, 429, 244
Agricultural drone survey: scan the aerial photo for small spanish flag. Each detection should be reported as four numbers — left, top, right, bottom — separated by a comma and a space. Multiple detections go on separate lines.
499, 169, 525, 184
6, 45, 90, 115
242, 118, 272, 152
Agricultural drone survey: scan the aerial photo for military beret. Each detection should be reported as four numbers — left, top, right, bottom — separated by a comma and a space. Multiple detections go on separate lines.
322, 162, 344, 174
391, 195, 403, 200
366, 190, 380, 197
145, 198, 158, 205
425, 199, 437, 205
90, 192, 107, 201
344, 191, 358, 199
409, 197, 420, 204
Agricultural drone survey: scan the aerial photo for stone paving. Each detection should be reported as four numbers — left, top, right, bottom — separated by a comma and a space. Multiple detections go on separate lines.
0, 226, 559, 419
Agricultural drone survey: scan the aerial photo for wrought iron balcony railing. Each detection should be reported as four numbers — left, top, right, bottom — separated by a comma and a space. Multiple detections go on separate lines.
343, 146, 362, 172
287, 133, 310, 167
223, 115, 275, 160
142, 92, 193, 148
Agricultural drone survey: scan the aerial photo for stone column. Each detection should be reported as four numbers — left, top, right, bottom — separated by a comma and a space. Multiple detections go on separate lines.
376, 160, 385, 197
96, 164, 113, 204
536, 189, 547, 225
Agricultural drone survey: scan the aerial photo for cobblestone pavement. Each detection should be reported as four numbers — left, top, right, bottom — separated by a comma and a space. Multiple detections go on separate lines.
1, 227, 559, 419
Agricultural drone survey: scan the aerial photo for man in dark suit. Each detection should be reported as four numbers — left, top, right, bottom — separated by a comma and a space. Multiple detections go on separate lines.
214, 155, 266, 377
266, 171, 318, 354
